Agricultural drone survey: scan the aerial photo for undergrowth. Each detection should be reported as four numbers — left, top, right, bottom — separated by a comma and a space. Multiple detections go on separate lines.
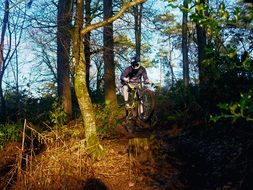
0, 123, 22, 149
94, 104, 125, 138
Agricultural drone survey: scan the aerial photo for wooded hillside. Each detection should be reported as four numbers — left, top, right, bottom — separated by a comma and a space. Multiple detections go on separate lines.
0, 0, 252, 189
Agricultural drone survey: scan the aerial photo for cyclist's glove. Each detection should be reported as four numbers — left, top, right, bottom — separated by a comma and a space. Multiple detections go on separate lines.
144, 79, 152, 84
123, 77, 130, 83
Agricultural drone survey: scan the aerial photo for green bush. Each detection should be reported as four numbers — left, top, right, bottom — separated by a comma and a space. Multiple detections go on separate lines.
94, 104, 123, 138
0, 123, 22, 149
49, 100, 67, 128
210, 90, 253, 123
156, 80, 203, 127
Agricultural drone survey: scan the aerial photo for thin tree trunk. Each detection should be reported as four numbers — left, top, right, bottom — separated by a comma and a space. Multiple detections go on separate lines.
182, 0, 189, 87
168, 49, 176, 88
84, 0, 91, 95
0, 0, 9, 123
134, 3, 143, 58
57, 0, 72, 118
15, 49, 20, 121
0, 75, 5, 123
96, 61, 103, 95
103, 0, 117, 108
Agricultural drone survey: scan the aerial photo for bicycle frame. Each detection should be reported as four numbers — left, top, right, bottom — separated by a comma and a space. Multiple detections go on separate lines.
126, 82, 144, 119
128, 83, 140, 109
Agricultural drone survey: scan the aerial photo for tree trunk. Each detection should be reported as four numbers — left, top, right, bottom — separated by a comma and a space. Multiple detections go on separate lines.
72, 0, 103, 159
169, 54, 176, 88
103, 0, 117, 108
182, 0, 189, 87
0, 0, 9, 123
57, 0, 72, 118
84, 0, 91, 95
134, 3, 143, 58
129, 138, 154, 165
196, 0, 207, 84
96, 60, 103, 95
0, 76, 5, 123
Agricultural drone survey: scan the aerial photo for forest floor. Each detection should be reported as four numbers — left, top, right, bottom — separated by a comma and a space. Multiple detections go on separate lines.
0, 119, 253, 190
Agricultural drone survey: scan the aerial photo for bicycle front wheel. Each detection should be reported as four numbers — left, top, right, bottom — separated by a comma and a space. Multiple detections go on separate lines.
138, 89, 155, 122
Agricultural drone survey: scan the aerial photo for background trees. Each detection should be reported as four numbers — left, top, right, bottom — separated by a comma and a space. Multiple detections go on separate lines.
0, 0, 10, 123
0, 0, 252, 147
0, 0, 28, 123
0, 0, 252, 187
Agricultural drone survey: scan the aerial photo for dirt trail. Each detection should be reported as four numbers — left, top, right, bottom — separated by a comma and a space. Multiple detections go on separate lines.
93, 137, 183, 190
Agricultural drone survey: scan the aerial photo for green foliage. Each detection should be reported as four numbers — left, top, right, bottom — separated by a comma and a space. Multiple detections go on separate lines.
2, 87, 55, 125
114, 33, 135, 49
0, 124, 22, 149
210, 90, 253, 123
94, 104, 123, 138
49, 100, 67, 128
156, 81, 203, 127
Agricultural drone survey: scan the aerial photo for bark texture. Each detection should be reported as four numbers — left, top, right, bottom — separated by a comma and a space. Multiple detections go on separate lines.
103, 0, 117, 108
182, 0, 189, 87
57, 0, 72, 118
72, 0, 103, 159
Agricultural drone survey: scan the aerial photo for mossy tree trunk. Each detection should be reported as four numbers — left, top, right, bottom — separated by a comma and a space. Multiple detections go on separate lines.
72, 0, 147, 159
72, 0, 103, 159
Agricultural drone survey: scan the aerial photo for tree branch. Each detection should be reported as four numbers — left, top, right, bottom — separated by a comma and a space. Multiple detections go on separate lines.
81, 0, 146, 36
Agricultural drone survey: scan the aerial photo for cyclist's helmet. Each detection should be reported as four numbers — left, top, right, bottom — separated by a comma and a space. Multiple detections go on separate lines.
130, 55, 140, 70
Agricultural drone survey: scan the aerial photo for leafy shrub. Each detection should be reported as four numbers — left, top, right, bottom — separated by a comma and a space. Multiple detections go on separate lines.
49, 100, 67, 128
0, 123, 22, 149
156, 80, 204, 128
2, 88, 55, 125
94, 104, 123, 138
210, 90, 253, 123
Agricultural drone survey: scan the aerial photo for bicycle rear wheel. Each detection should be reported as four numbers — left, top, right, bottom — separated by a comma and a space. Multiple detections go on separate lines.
138, 89, 155, 122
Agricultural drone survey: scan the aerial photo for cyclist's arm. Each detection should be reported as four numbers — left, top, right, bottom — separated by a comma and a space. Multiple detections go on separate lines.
141, 67, 150, 83
121, 67, 131, 83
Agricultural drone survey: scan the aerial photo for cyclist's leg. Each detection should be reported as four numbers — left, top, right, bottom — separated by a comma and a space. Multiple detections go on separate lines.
122, 85, 130, 108
138, 99, 144, 115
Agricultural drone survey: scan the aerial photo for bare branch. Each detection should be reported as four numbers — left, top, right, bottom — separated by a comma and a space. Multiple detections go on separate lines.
81, 0, 146, 36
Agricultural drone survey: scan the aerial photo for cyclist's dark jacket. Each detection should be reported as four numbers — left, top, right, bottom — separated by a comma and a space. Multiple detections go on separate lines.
120, 66, 148, 85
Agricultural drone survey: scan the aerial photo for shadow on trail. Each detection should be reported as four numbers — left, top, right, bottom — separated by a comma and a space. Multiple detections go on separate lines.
83, 178, 108, 190
117, 118, 253, 190
170, 126, 253, 190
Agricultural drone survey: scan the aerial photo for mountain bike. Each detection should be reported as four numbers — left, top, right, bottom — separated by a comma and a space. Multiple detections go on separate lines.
125, 82, 156, 125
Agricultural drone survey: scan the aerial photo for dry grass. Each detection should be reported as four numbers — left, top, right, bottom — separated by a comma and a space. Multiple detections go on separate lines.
6, 121, 94, 190
15, 139, 94, 190
1, 120, 165, 190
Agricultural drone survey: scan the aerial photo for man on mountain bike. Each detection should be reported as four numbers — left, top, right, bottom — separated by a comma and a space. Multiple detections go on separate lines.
120, 55, 151, 109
